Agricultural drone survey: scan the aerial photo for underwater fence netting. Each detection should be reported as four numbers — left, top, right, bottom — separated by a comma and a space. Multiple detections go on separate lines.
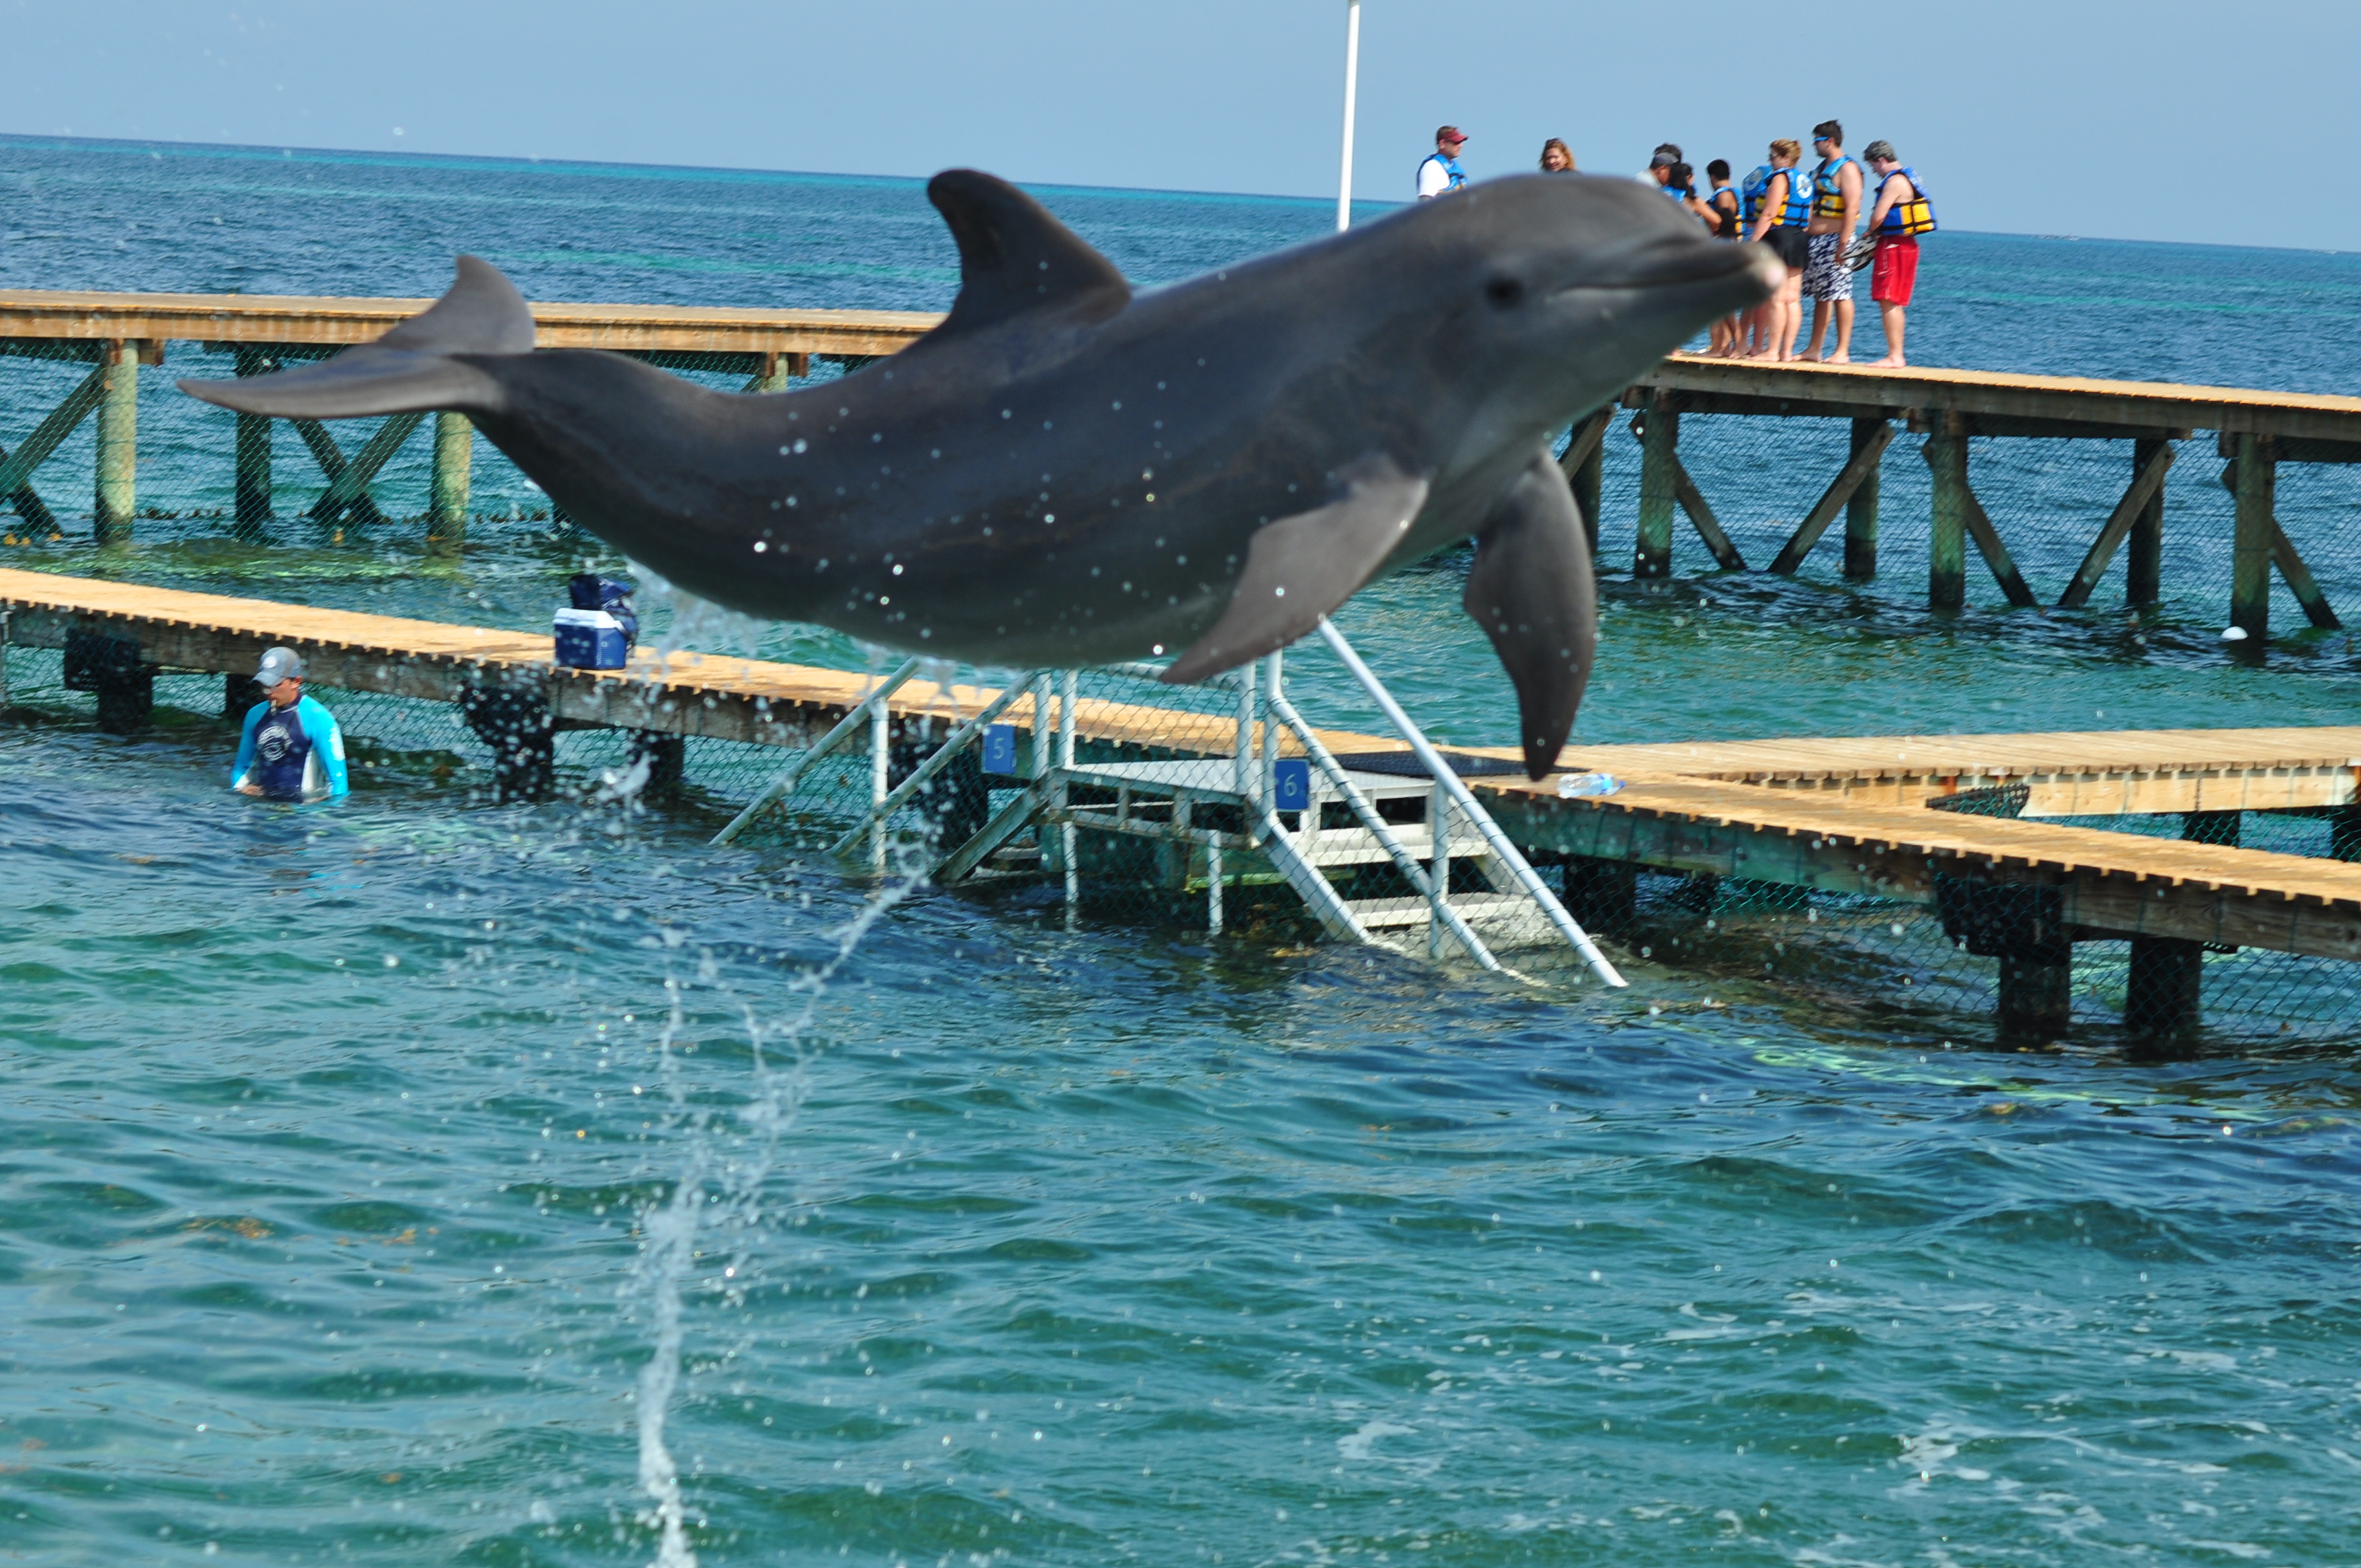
0, 343, 2354, 640
7, 631, 2360, 1052
4, 341, 2359, 1045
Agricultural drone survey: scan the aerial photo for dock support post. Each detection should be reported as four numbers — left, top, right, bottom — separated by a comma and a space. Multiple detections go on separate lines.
1844, 417, 1883, 579
458, 686, 554, 802
2124, 936, 2202, 1049
2231, 433, 2274, 640
1997, 953, 2073, 1040
747, 352, 806, 393
94, 341, 138, 545
2184, 809, 2240, 847
628, 731, 685, 796
233, 347, 274, 537
1560, 856, 1637, 932
1059, 669, 1079, 923
1634, 394, 1678, 578
429, 412, 471, 555
2125, 437, 2168, 607
1923, 418, 1968, 609
1428, 782, 1451, 959
2331, 807, 2361, 863
1559, 408, 1609, 555
869, 685, 891, 876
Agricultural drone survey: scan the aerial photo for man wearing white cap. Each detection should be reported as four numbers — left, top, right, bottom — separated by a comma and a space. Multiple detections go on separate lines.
231, 646, 349, 801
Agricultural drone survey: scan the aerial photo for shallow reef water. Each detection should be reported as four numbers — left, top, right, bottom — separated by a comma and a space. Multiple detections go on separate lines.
4, 137, 2361, 1565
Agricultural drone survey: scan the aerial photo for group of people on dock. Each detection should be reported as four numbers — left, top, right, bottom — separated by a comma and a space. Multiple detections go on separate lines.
1417, 122, 1935, 367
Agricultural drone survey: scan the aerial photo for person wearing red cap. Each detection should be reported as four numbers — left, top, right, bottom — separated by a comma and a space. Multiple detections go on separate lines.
1417, 127, 1469, 199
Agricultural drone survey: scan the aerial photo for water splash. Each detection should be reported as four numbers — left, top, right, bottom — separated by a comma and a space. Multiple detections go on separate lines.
629, 871, 919, 1568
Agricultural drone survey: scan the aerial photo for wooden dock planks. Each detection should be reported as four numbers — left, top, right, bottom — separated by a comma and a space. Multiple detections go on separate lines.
1643, 354, 2361, 446
5, 566, 2360, 959
0, 288, 940, 359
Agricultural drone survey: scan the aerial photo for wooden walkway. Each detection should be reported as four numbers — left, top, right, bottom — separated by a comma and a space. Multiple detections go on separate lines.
1, 285, 2355, 637
0, 286, 937, 360
1641, 354, 2361, 445
7, 566, 2360, 976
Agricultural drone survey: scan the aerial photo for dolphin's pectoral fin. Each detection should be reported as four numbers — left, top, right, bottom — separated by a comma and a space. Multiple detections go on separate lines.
1463, 451, 1597, 780
178, 255, 532, 421
925, 170, 1133, 338
1162, 460, 1429, 685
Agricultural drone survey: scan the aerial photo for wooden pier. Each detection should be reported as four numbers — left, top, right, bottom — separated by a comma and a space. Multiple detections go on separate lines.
6, 566, 2358, 1044
3, 287, 2359, 639
0, 286, 934, 547
1598, 355, 2361, 637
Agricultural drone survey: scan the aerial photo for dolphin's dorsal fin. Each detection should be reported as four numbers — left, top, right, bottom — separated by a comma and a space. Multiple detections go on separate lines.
1162, 459, 1429, 686
377, 255, 538, 355
926, 170, 1131, 336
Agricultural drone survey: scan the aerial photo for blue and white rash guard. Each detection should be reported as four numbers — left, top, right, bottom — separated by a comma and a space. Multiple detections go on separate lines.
232, 694, 349, 801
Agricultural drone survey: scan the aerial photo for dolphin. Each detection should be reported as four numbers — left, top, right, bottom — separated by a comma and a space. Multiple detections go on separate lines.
182, 171, 1775, 777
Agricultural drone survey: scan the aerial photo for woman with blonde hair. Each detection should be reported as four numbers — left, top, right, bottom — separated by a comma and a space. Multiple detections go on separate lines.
1538, 139, 1576, 173
1744, 138, 1813, 360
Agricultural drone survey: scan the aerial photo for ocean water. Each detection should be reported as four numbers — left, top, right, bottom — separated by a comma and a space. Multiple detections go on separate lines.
5, 136, 2361, 1567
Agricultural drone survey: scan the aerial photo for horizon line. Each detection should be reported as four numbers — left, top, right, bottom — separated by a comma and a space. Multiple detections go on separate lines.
0, 129, 2351, 258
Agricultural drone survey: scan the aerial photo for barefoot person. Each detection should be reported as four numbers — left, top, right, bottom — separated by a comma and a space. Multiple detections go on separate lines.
1704, 159, 1747, 356
1800, 120, 1864, 363
1861, 140, 1937, 367
1744, 139, 1811, 360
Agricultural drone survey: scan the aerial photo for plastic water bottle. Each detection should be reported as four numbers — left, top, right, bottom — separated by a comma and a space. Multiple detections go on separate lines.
1555, 772, 1624, 799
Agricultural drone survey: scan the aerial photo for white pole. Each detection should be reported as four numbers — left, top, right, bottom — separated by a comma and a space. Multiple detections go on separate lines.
1316, 618, 1628, 987
1335, 0, 1361, 231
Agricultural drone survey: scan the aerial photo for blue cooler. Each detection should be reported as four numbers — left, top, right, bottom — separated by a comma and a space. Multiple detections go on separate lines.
556, 573, 638, 669
554, 607, 631, 669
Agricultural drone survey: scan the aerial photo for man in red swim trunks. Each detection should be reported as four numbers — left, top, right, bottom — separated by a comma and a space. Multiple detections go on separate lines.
1862, 141, 1922, 368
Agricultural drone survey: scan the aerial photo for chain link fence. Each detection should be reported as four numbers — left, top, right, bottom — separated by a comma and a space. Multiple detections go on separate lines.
7, 620, 2358, 1049
4, 337, 2359, 1045
1577, 410, 2361, 646
0, 346, 853, 553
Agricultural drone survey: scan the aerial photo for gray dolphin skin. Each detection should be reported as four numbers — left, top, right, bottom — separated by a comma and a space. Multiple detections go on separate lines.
181, 171, 1777, 777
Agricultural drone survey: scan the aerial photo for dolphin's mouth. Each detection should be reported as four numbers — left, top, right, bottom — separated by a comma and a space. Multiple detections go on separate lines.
1596, 238, 1775, 294
1570, 237, 1783, 297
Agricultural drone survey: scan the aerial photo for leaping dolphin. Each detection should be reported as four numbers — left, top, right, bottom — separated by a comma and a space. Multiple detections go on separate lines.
182, 170, 1776, 777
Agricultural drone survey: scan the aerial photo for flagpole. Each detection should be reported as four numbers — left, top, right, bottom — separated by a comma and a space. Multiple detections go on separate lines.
1335, 0, 1361, 231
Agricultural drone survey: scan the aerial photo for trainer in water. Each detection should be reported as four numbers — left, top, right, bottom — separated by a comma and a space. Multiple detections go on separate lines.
182, 170, 1775, 778
232, 646, 350, 802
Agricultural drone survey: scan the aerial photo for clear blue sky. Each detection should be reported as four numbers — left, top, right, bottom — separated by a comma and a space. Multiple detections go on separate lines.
6, 0, 2355, 250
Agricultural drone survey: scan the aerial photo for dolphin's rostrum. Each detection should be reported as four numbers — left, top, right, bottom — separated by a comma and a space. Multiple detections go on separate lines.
182, 171, 1776, 777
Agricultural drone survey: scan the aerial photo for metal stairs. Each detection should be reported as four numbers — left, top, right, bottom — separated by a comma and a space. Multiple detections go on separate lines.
714, 621, 1624, 986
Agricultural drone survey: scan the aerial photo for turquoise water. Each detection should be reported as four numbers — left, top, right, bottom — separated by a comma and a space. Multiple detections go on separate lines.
6, 137, 2361, 1567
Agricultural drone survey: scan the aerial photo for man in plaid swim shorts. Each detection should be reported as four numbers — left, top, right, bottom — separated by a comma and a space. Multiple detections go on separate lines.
1799, 120, 1863, 362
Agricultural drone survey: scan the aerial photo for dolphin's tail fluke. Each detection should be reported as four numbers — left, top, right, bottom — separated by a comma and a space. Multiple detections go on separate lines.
179, 255, 533, 420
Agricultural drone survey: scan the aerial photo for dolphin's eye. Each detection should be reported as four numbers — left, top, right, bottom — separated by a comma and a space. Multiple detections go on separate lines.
1484, 276, 1526, 308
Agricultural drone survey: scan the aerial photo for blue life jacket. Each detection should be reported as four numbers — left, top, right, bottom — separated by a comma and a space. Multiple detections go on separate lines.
1709, 186, 1744, 238
1661, 180, 1694, 206
1812, 154, 1858, 220
1874, 167, 1939, 236
1418, 153, 1468, 194
1773, 167, 1813, 228
1739, 164, 1774, 224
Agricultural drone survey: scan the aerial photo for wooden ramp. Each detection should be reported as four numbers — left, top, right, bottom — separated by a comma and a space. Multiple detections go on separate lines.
5, 566, 2360, 972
